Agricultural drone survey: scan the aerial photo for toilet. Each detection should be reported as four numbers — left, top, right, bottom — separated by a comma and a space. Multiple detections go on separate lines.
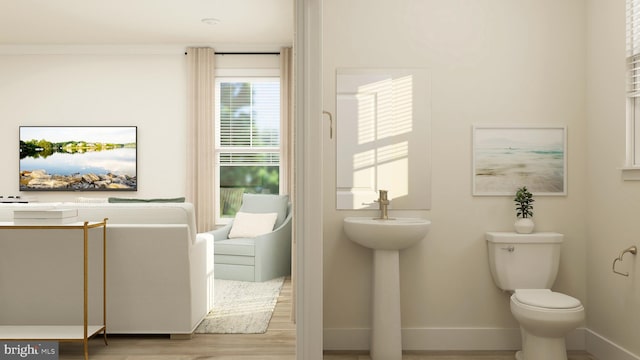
486, 232, 585, 360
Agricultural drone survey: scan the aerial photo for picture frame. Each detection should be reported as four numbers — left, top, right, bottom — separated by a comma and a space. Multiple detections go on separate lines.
472, 125, 567, 196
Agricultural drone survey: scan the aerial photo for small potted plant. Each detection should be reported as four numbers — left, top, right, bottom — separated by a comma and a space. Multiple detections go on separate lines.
514, 186, 535, 234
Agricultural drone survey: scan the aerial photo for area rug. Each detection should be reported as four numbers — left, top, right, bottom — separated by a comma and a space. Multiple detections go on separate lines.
194, 276, 285, 334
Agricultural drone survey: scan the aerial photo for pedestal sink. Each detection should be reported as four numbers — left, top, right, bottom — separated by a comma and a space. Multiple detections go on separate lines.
343, 217, 431, 360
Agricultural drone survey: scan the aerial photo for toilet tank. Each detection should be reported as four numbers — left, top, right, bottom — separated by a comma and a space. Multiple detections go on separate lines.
486, 232, 563, 291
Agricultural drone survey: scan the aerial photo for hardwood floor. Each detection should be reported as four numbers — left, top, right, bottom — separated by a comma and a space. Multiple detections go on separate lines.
59, 278, 597, 359
59, 278, 296, 360
323, 350, 596, 360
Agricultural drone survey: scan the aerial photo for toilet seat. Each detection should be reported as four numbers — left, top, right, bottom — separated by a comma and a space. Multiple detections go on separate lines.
514, 289, 582, 309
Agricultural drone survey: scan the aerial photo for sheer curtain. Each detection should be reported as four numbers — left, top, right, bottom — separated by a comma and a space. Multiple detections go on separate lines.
186, 47, 215, 232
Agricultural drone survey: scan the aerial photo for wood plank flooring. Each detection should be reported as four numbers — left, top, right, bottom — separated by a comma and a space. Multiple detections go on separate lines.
58, 278, 597, 359
58, 278, 296, 360
323, 350, 596, 360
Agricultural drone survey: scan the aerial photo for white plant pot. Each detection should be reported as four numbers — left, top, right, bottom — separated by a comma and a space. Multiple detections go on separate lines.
514, 218, 534, 234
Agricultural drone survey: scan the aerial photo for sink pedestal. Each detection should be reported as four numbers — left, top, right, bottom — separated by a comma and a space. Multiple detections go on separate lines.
342, 217, 430, 360
371, 249, 402, 360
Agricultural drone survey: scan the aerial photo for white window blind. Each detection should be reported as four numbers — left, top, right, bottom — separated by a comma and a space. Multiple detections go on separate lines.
627, 0, 640, 96
218, 79, 280, 152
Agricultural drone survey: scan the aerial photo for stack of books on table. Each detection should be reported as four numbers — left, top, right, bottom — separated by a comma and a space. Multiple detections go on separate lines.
13, 208, 79, 224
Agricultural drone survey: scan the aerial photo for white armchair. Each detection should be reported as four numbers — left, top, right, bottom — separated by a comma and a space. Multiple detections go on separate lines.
208, 194, 292, 282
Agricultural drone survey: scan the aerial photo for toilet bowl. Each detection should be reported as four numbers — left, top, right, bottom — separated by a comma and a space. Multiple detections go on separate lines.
486, 232, 585, 360
510, 289, 585, 360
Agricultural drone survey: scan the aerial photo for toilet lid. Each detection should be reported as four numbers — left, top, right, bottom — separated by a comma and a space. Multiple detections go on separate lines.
514, 289, 582, 309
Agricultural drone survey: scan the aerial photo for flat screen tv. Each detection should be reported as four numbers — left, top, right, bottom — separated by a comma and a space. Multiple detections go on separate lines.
19, 126, 137, 191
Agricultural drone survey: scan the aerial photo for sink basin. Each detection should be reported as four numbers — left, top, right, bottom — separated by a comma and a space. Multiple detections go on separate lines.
343, 217, 431, 250
343, 216, 431, 359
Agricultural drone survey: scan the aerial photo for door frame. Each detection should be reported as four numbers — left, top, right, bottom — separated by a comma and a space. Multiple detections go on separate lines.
294, 0, 324, 359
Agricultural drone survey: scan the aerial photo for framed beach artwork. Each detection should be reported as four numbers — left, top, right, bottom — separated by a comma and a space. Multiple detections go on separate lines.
472, 125, 567, 196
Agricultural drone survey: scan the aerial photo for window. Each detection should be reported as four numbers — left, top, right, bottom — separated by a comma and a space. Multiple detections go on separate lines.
627, 0, 640, 172
215, 77, 281, 222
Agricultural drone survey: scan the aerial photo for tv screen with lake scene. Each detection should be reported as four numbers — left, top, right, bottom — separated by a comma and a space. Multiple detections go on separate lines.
19, 126, 137, 191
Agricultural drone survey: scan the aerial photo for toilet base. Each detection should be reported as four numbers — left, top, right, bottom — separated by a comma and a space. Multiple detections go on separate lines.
517, 330, 568, 360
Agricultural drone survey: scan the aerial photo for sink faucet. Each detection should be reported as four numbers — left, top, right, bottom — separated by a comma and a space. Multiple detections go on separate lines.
374, 190, 390, 220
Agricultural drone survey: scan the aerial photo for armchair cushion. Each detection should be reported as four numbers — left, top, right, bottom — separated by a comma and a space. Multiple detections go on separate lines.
215, 238, 255, 256
228, 211, 278, 239
239, 194, 289, 228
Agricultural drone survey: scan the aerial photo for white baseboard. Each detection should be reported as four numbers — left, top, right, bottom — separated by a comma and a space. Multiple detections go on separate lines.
323, 327, 586, 351
586, 329, 640, 360
324, 327, 640, 360
402, 328, 521, 351
323, 328, 369, 350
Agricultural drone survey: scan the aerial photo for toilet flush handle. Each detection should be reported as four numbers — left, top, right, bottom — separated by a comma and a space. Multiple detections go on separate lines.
501, 246, 515, 252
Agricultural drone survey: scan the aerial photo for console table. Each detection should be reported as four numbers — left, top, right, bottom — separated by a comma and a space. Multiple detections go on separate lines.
0, 219, 108, 360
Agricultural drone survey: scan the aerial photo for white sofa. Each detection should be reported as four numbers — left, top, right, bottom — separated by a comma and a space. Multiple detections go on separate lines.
0, 202, 213, 337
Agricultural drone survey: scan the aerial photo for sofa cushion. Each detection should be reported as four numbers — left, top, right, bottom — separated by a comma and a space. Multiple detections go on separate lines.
76, 197, 108, 203
215, 238, 255, 256
228, 211, 278, 239
239, 194, 289, 228
108, 197, 186, 203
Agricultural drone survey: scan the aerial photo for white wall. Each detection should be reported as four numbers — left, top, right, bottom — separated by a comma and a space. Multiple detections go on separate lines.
0, 52, 188, 201
586, 1, 640, 358
0, 51, 282, 204
323, 0, 589, 350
